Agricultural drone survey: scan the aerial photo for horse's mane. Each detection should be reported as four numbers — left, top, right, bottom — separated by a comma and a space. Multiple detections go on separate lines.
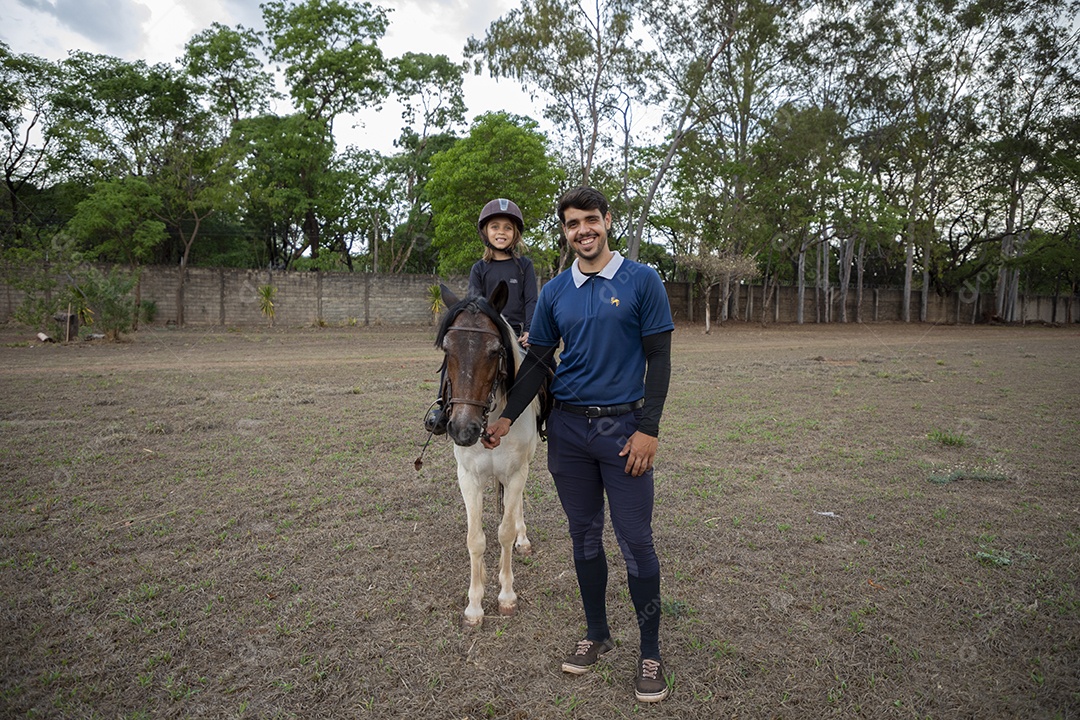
434, 296, 519, 390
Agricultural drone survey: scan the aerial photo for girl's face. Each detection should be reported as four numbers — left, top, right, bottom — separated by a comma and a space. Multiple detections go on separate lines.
483, 217, 518, 254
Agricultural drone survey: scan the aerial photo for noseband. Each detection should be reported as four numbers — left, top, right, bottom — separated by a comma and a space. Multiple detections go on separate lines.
442, 321, 508, 425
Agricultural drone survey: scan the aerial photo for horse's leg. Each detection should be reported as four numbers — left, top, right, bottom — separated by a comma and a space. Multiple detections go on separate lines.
458, 469, 486, 627
497, 466, 530, 615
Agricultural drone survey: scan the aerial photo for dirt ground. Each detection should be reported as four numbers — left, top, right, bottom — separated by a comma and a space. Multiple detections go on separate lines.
0, 321, 1077, 719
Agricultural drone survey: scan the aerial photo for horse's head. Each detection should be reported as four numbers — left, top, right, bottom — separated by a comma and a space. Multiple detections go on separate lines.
435, 282, 516, 447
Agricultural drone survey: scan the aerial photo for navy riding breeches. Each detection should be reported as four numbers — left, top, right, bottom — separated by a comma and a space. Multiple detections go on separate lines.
546, 407, 659, 578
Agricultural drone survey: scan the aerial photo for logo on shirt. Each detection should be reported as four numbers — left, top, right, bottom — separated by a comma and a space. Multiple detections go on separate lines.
610, 297, 620, 307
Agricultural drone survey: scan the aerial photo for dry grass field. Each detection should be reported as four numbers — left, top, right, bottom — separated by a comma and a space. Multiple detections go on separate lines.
1, 321, 1077, 719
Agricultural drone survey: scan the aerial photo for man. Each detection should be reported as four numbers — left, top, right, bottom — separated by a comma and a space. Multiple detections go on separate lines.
483, 186, 674, 703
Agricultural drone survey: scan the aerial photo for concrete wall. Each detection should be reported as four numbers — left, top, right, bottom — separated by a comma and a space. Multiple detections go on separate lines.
667, 282, 1078, 325
1, 265, 1076, 327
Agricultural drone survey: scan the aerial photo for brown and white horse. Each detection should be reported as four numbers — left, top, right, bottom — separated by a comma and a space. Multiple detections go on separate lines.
434, 282, 539, 626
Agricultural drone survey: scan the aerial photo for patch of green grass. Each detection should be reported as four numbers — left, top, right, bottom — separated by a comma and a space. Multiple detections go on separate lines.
976, 549, 1012, 567
928, 428, 967, 447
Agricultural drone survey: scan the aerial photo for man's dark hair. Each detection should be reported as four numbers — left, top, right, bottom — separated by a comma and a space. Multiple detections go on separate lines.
557, 186, 609, 223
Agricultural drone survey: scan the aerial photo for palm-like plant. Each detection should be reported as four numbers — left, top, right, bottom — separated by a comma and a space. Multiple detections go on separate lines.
427, 284, 444, 320
257, 284, 277, 327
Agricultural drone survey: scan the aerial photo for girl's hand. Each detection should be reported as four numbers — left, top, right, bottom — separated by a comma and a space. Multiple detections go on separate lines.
518, 331, 530, 347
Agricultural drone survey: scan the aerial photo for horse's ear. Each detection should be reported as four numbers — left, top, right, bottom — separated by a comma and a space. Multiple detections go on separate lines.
440, 283, 460, 308
489, 281, 508, 313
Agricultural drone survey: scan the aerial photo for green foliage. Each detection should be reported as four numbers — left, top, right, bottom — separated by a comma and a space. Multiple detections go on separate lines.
182, 22, 278, 122
231, 114, 335, 268
257, 285, 277, 326
427, 112, 562, 276
140, 300, 157, 324
427, 284, 444, 317
928, 429, 967, 447
2, 232, 80, 333
72, 265, 139, 340
65, 177, 166, 265
262, 0, 390, 119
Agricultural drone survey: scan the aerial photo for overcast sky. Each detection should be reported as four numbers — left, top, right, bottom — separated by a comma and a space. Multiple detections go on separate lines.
2, 0, 540, 153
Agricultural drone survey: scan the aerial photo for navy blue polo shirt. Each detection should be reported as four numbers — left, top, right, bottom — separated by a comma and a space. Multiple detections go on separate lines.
529, 252, 674, 407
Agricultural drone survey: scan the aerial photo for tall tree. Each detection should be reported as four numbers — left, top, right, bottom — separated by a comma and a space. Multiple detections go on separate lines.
0, 44, 60, 248
383, 52, 467, 272
975, 0, 1080, 320
466, 0, 643, 186
49, 53, 204, 181
182, 22, 278, 123
261, 0, 391, 258
231, 113, 336, 270
427, 112, 561, 276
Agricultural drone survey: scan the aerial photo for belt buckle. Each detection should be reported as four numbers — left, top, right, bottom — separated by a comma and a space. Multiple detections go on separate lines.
585, 406, 602, 418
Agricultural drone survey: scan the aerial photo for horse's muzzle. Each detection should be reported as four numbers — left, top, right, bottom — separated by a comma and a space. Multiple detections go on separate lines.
448, 417, 486, 447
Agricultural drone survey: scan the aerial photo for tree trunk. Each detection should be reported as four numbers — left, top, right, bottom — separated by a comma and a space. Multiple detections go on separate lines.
839, 236, 855, 323
854, 236, 866, 324
903, 229, 914, 323
720, 271, 731, 323
703, 283, 713, 334
176, 258, 186, 327
920, 234, 930, 322
797, 237, 808, 325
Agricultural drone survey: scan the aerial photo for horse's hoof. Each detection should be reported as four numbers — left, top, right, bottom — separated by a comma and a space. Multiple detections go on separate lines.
515, 542, 533, 556
498, 603, 517, 617
462, 615, 483, 629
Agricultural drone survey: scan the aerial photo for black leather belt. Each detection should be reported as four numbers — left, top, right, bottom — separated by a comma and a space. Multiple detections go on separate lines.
553, 398, 644, 418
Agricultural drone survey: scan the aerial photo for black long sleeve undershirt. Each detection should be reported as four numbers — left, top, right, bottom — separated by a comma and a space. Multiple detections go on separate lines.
500, 345, 555, 423
500, 330, 672, 437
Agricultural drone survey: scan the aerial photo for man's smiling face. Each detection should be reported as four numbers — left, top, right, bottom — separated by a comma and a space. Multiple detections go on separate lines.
561, 206, 612, 270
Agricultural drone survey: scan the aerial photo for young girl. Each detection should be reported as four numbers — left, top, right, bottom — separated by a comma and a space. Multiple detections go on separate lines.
468, 198, 538, 345
425, 198, 539, 435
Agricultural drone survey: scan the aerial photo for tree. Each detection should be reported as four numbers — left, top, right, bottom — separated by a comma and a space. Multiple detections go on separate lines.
183, 22, 278, 123
676, 252, 757, 333
0, 44, 60, 248
149, 116, 238, 325
67, 177, 165, 267
261, 0, 391, 258
466, 0, 643, 186
382, 52, 467, 272
626, 0, 753, 260
66, 176, 166, 328
50, 53, 203, 181
262, 0, 390, 125
427, 112, 561, 276
975, 0, 1080, 320
231, 113, 334, 270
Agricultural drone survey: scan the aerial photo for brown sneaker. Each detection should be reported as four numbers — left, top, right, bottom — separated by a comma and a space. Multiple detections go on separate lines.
561, 637, 615, 674
635, 657, 669, 702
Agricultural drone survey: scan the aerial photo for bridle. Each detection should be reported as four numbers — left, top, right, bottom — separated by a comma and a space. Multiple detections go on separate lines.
414, 308, 511, 471
440, 321, 508, 427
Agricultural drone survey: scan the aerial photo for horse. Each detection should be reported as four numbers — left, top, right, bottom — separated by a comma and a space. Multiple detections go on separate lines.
434, 281, 540, 627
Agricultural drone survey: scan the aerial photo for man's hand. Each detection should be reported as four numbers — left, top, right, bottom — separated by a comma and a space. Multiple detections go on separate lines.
482, 417, 512, 449
619, 430, 658, 477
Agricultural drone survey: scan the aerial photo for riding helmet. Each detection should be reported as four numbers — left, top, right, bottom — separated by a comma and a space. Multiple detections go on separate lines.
477, 198, 524, 236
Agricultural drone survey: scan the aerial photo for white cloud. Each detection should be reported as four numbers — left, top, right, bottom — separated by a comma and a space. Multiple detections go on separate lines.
14, 0, 152, 56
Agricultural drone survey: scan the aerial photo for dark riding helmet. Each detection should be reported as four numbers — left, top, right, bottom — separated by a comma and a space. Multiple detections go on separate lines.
477, 198, 524, 237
